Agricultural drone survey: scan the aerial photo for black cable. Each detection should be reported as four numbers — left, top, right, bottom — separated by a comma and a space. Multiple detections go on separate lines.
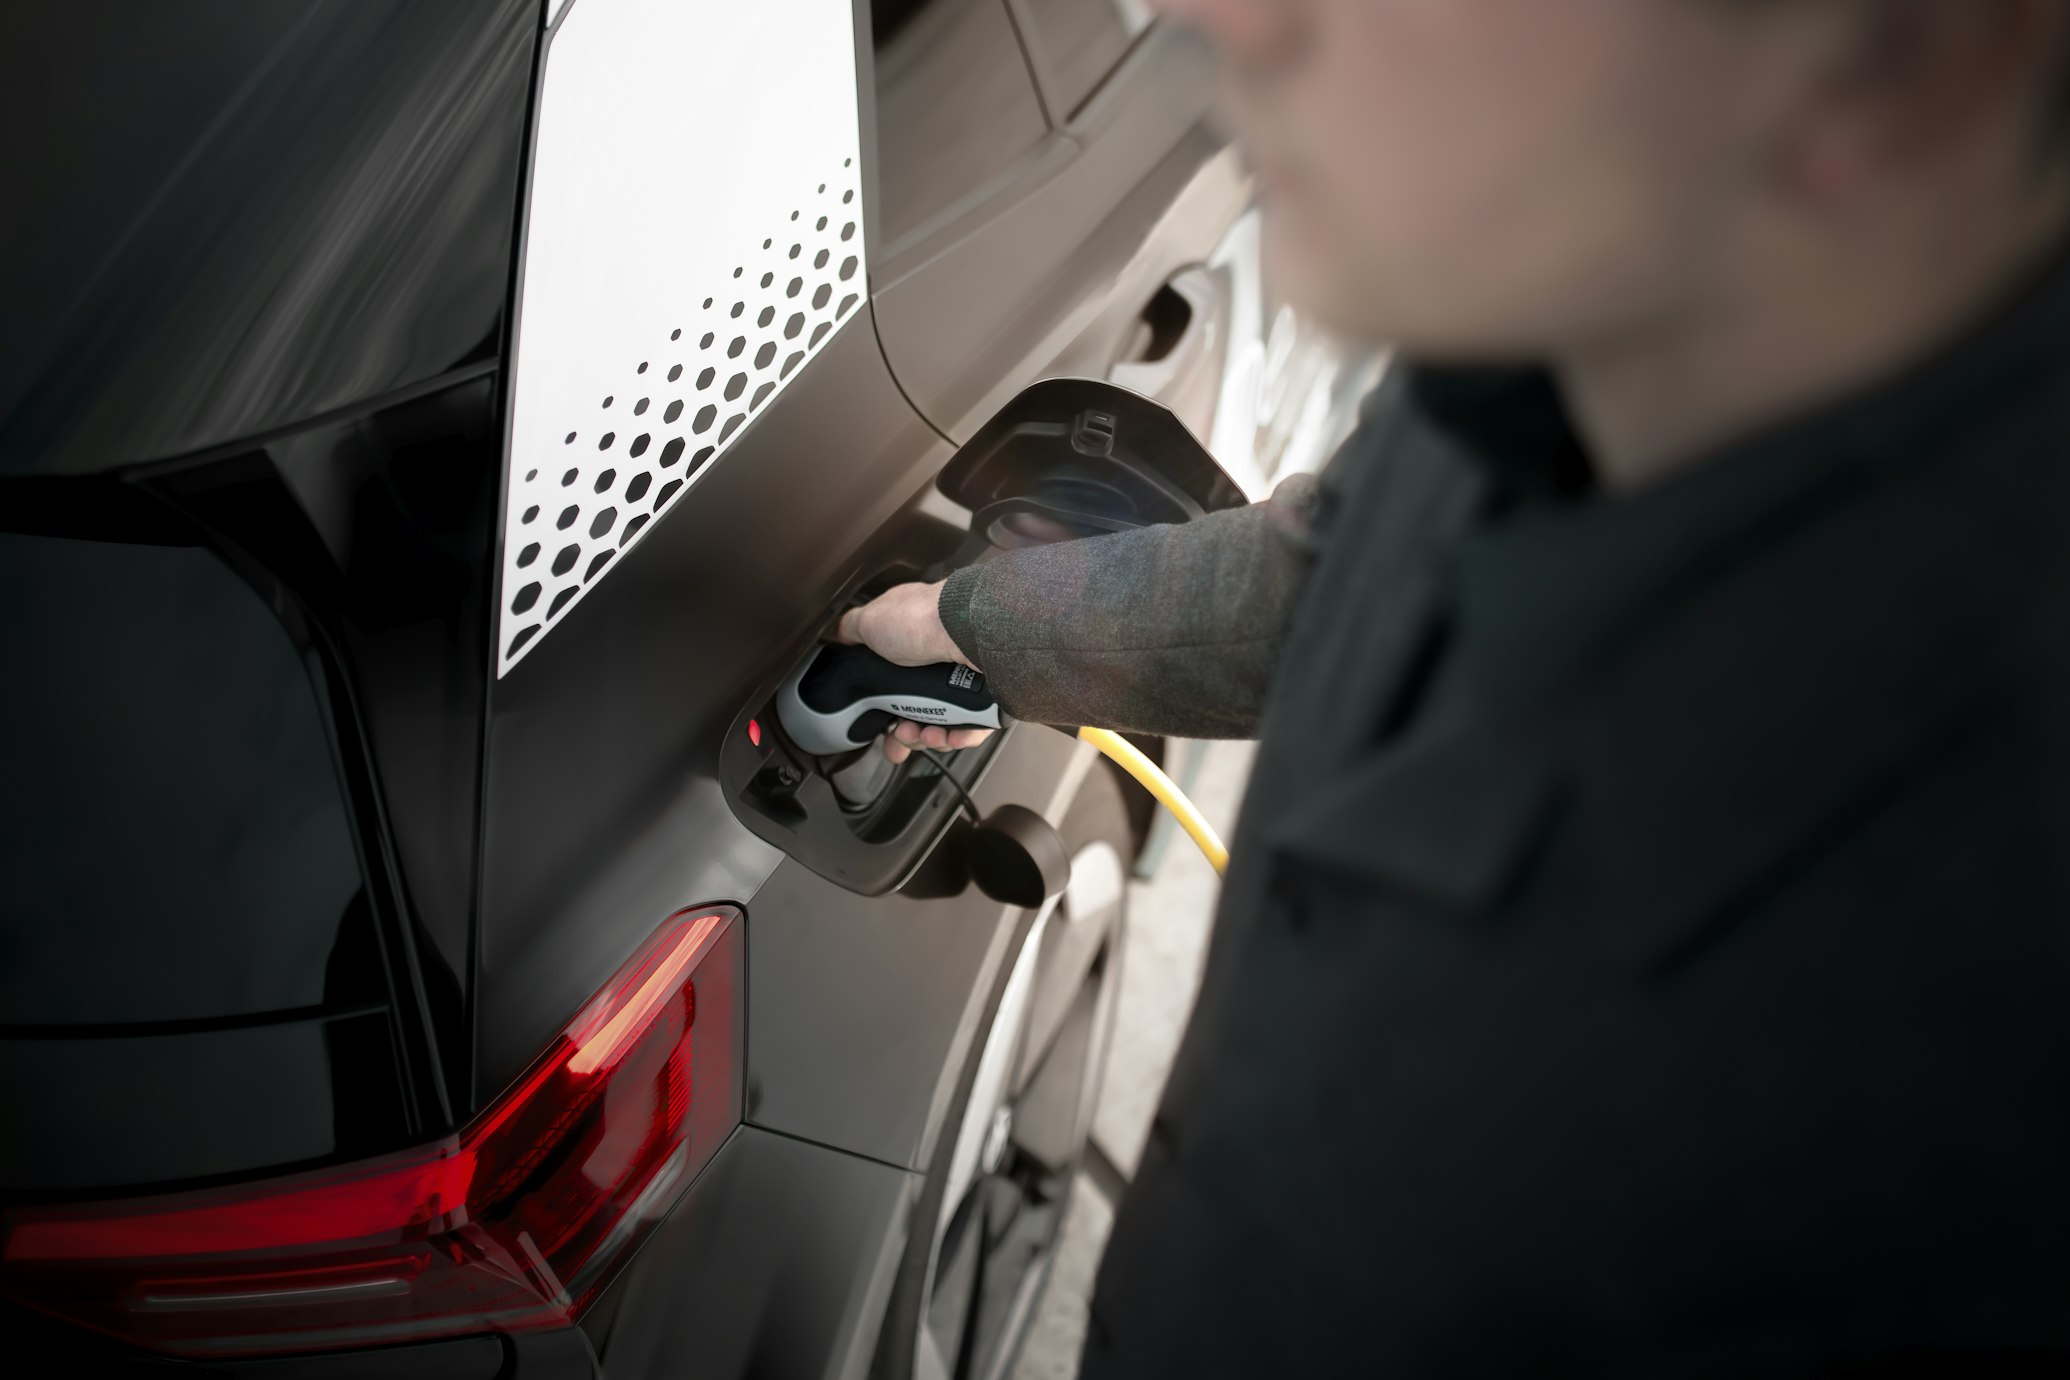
822, 763, 868, 813
916, 747, 983, 826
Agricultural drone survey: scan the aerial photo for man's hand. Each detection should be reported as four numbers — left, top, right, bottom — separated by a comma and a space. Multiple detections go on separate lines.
836, 579, 994, 763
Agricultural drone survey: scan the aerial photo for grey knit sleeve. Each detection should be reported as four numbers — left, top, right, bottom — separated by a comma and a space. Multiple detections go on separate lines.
935, 473, 1322, 739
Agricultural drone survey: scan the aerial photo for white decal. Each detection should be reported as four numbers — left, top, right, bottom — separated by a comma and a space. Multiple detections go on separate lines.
498, 0, 866, 674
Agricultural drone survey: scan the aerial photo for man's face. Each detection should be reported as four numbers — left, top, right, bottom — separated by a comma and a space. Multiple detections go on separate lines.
1154, 0, 1828, 357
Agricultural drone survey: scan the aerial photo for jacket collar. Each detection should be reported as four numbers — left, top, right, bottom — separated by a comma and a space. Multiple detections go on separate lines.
1261, 238, 2070, 945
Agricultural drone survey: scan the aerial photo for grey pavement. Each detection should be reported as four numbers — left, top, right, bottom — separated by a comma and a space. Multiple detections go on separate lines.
1012, 739, 1257, 1380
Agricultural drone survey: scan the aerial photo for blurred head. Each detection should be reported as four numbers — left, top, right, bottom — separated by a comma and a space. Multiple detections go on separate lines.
1152, 0, 2070, 361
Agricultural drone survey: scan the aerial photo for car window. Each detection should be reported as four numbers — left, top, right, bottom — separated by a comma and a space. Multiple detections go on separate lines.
1010, 0, 1153, 119
0, 532, 371, 1027
870, 0, 1048, 250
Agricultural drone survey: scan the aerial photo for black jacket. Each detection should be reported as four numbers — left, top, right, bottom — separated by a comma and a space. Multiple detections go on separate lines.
950, 253, 2070, 1374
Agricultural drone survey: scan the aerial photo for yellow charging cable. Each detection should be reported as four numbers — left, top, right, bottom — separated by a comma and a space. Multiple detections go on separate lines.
1076, 727, 1228, 877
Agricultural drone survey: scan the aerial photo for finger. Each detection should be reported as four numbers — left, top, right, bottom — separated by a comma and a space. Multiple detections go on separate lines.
834, 606, 865, 644
892, 721, 922, 745
920, 725, 950, 749
882, 735, 912, 764
944, 728, 994, 750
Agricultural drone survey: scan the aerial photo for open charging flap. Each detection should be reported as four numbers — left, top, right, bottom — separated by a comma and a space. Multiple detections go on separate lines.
936, 377, 1248, 552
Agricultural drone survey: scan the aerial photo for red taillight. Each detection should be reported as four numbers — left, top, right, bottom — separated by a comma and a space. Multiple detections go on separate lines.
1, 907, 742, 1358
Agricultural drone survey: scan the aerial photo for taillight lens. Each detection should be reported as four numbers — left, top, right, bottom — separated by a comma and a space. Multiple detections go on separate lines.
1, 907, 741, 1358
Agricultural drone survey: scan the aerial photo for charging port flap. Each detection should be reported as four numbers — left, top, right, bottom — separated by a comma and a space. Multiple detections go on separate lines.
934, 377, 1246, 548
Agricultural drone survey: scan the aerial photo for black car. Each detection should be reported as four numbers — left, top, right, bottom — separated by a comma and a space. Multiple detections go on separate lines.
0, 2, 1346, 1375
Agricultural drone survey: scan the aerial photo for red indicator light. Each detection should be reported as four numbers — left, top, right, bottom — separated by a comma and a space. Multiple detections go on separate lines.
747, 717, 762, 748
2, 908, 743, 1359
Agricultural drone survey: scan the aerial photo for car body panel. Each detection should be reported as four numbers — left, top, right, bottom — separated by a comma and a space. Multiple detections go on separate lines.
0, 0, 535, 476
870, 21, 1240, 443
585, 1126, 920, 1380
475, 315, 952, 1104
744, 728, 1095, 1172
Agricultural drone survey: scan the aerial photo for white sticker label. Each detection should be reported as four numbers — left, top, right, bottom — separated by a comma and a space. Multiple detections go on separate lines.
497, 0, 866, 675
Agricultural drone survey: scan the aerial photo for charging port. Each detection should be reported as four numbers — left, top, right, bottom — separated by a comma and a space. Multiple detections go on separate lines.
719, 574, 998, 896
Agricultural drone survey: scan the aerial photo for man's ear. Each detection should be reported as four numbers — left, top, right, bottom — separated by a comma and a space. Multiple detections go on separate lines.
1784, 0, 2061, 202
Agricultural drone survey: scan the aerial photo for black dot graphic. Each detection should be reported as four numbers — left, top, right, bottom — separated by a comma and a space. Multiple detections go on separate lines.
719, 413, 745, 444
557, 505, 579, 530
841, 222, 855, 241
525, 469, 538, 481
763, 238, 772, 249
694, 405, 717, 433
817, 183, 825, 193
790, 210, 799, 221
754, 342, 776, 369
701, 332, 715, 348
664, 400, 684, 423
626, 472, 652, 501
586, 550, 613, 580
785, 312, 805, 339
813, 284, 832, 309
620, 514, 650, 546
599, 432, 616, 449
844, 157, 852, 167
814, 250, 829, 269
690, 446, 715, 472
562, 468, 579, 486
548, 586, 578, 618
787, 276, 803, 297
602, 396, 613, 407
817, 216, 827, 230
629, 434, 650, 457
522, 505, 539, 523
730, 301, 744, 318
671, 328, 682, 340
697, 367, 715, 388
594, 469, 616, 493
508, 626, 540, 657
761, 272, 774, 288
668, 364, 682, 381
810, 321, 832, 348
517, 542, 540, 568
512, 582, 541, 613
724, 373, 746, 401
842, 188, 853, 201
564, 432, 576, 444
781, 350, 805, 379
552, 544, 579, 576
728, 336, 745, 358
658, 438, 686, 468
757, 306, 775, 327
751, 381, 775, 410
840, 257, 857, 281
589, 507, 617, 539
788, 243, 801, 259
633, 398, 649, 416
838, 293, 857, 317
638, 361, 648, 373
655, 478, 684, 511
703, 297, 713, 309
